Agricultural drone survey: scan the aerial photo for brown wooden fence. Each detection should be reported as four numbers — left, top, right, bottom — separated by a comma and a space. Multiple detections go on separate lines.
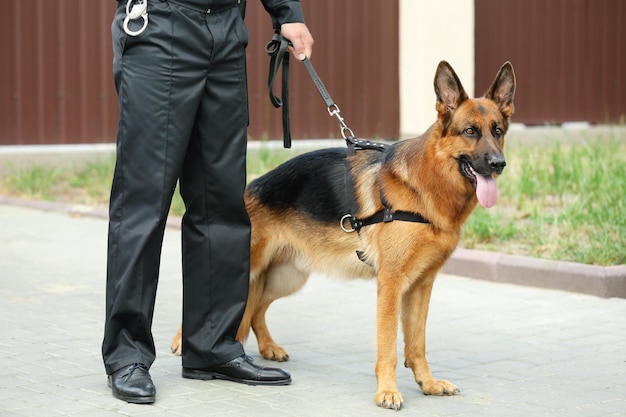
0, 0, 399, 145
475, 0, 625, 125
3, 1, 624, 145
0, 1, 117, 145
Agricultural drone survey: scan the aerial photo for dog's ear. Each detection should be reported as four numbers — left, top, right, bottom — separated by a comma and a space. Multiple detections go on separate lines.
434, 61, 469, 119
485, 62, 516, 118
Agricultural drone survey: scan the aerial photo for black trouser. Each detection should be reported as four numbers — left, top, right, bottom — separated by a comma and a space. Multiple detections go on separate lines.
103, 0, 250, 374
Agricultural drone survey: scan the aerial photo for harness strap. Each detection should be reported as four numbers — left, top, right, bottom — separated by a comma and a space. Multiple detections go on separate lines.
347, 208, 429, 233
342, 136, 430, 234
345, 136, 388, 155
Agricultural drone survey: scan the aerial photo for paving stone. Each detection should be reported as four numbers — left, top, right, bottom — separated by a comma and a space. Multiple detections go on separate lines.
1, 204, 625, 416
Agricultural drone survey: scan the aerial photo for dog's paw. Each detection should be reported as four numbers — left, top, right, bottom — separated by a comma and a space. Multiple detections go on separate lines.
375, 390, 404, 411
419, 379, 459, 396
259, 344, 290, 362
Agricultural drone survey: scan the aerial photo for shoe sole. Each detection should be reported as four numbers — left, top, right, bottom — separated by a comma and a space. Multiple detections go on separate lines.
182, 368, 292, 386
107, 379, 155, 404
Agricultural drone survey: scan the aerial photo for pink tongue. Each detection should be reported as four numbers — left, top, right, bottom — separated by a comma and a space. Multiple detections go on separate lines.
475, 174, 498, 208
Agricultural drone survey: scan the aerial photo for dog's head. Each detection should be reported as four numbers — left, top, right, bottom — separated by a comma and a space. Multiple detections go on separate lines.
434, 61, 516, 208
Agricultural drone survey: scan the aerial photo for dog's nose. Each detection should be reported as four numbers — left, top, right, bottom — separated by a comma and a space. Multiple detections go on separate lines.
487, 154, 506, 174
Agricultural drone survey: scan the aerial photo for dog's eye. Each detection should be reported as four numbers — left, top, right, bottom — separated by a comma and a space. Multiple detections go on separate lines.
464, 127, 476, 136
494, 127, 503, 136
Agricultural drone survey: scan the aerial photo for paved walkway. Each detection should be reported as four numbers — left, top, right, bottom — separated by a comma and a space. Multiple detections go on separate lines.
1, 203, 625, 416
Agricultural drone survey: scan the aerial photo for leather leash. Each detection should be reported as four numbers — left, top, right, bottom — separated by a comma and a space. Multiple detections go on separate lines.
266, 34, 355, 147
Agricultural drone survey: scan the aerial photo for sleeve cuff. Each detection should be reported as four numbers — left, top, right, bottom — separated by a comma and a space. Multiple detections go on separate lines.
262, 0, 305, 30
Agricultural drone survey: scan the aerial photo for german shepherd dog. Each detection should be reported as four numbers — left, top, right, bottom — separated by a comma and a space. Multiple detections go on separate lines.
172, 61, 515, 410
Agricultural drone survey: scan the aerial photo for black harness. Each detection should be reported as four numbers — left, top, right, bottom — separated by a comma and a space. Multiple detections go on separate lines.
265, 34, 430, 236
341, 136, 430, 234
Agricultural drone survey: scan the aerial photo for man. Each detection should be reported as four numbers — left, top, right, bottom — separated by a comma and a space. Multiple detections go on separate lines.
103, 0, 314, 404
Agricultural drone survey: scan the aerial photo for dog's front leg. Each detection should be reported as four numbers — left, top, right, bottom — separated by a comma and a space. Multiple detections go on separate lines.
402, 276, 459, 396
374, 271, 404, 410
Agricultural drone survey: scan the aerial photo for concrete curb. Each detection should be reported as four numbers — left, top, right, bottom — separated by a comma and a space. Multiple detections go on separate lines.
3, 195, 625, 299
441, 248, 626, 299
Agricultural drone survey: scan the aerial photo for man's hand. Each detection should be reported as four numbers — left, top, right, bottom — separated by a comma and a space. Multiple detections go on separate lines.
280, 23, 314, 61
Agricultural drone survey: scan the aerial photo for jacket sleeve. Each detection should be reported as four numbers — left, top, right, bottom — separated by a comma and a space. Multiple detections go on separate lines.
260, 0, 305, 30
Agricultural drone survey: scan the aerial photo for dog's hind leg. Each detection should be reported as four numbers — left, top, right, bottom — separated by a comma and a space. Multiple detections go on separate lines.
171, 269, 268, 357
170, 282, 260, 356
251, 301, 290, 361
401, 272, 459, 396
236, 269, 265, 344
171, 325, 183, 355
251, 263, 309, 362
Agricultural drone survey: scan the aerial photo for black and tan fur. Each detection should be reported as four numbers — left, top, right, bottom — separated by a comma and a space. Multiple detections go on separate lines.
172, 61, 516, 410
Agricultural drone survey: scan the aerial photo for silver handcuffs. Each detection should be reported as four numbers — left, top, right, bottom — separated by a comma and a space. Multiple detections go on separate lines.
124, 0, 149, 37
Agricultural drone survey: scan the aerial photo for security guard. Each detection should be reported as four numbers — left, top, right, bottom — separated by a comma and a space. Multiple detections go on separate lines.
103, 0, 313, 404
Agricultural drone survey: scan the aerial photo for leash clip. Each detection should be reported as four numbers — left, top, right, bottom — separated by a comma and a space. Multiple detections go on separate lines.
124, 0, 149, 37
327, 104, 354, 139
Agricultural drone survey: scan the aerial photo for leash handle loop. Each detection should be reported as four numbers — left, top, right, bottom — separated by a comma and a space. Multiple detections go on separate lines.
265, 34, 290, 108
265, 34, 357, 146
265, 34, 291, 147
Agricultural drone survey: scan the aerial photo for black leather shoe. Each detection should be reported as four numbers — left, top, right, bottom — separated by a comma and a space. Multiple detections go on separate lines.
107, 363, 156, 404
182, 355, 291, 386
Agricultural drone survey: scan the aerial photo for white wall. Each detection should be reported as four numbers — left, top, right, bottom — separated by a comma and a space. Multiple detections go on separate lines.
399, 0, 474, 138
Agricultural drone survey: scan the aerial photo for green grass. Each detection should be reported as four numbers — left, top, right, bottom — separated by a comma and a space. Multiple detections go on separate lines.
0, 145, 295, 215
68, 158, 117, 204
2, 165, 63, 201
461, 140, 626, 265
1, 139, 624, 266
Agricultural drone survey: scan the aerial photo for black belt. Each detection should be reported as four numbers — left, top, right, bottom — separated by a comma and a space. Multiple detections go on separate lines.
166, 0, 240, 14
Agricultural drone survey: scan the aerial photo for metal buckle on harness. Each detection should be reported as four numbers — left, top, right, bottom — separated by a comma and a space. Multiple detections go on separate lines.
383, 206, 394, 222
124, 0, 149, 37
340, 214, 356, 233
